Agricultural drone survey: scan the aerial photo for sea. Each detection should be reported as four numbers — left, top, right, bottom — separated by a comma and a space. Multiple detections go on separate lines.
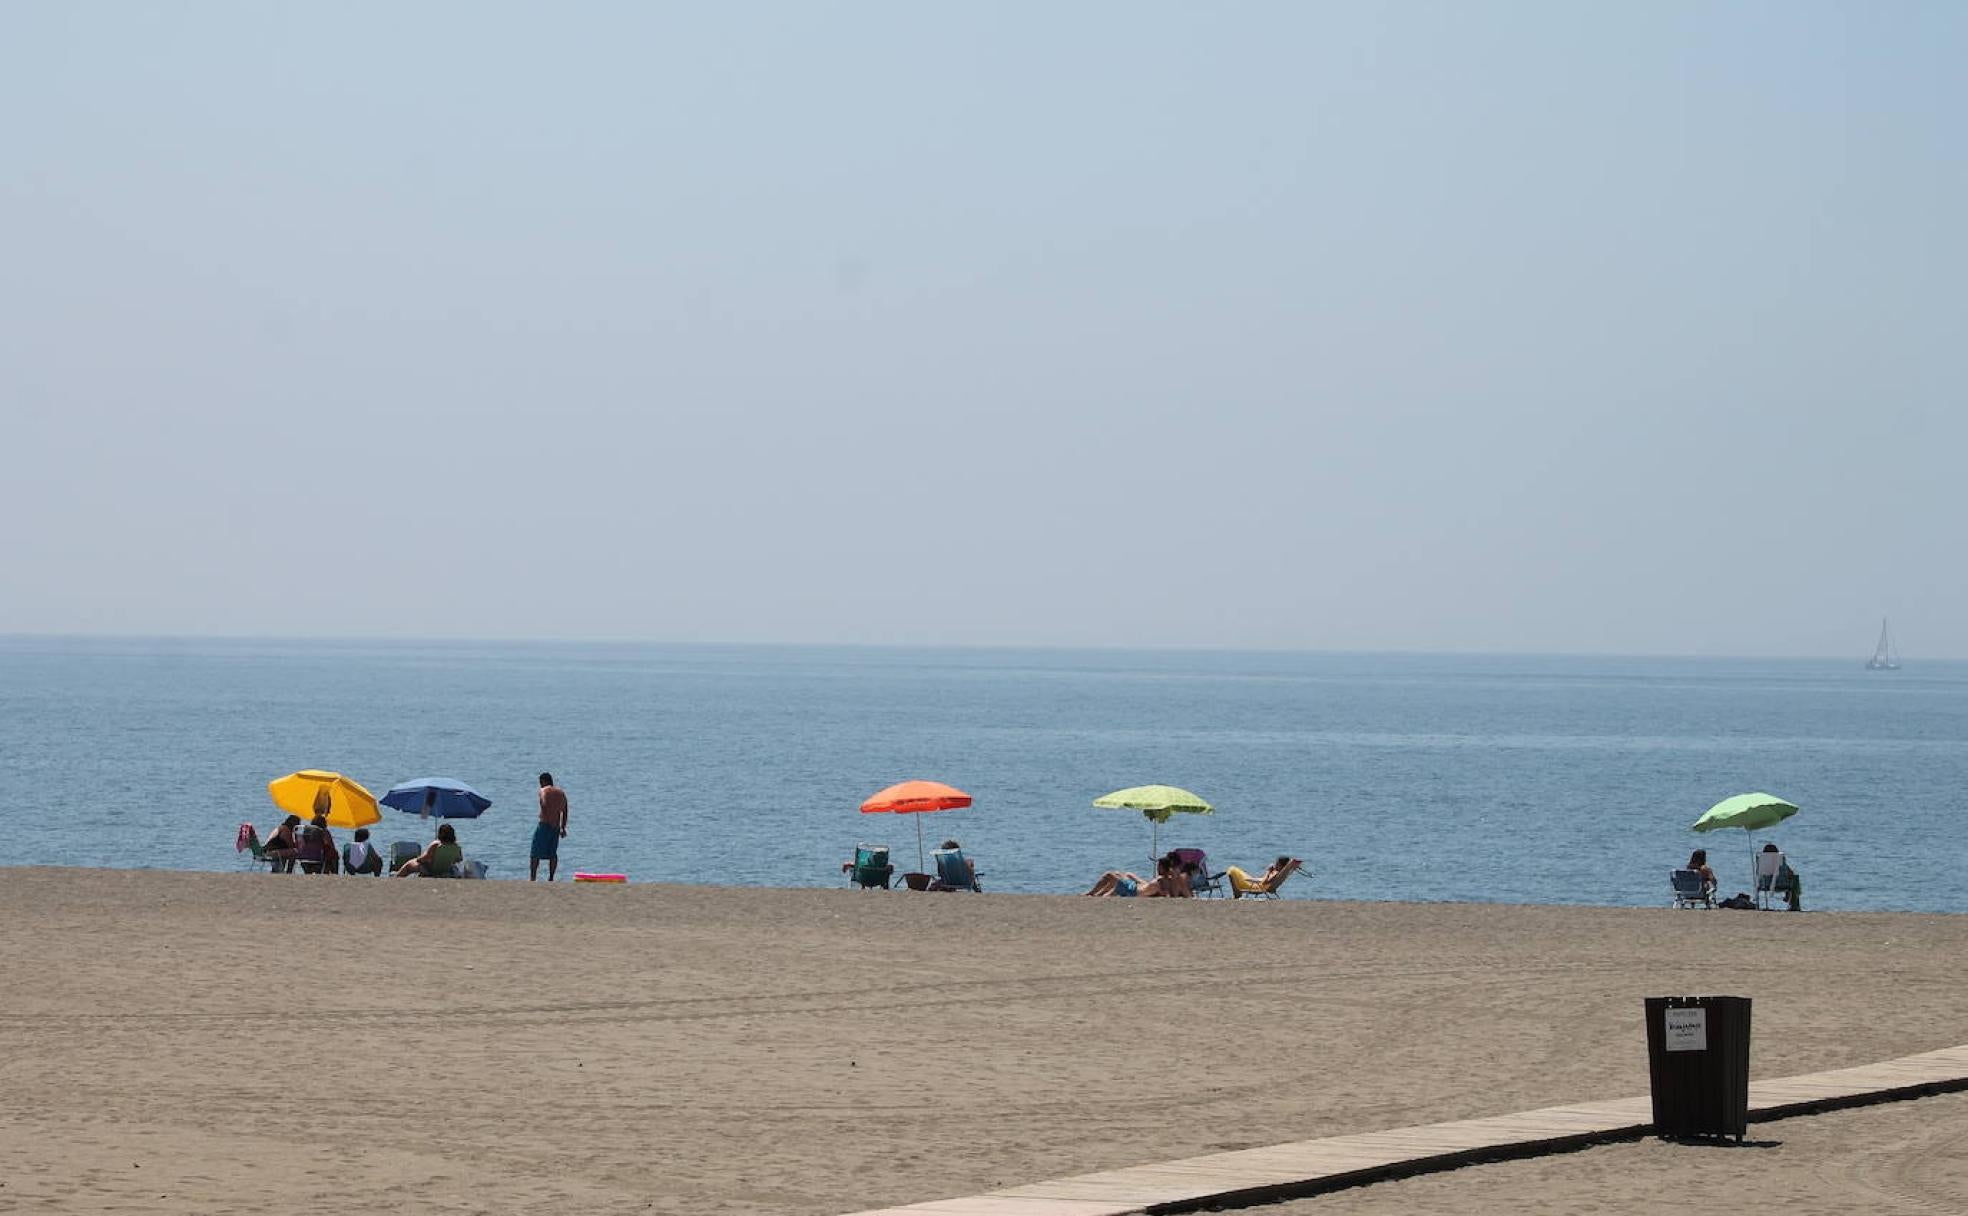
2, 636, 1962, 912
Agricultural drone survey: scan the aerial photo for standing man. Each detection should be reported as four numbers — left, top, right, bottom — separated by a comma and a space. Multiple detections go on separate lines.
531, 771, 569, 881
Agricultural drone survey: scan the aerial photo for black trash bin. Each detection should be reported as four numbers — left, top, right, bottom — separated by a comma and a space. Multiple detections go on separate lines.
1644, 995, 1751, 1140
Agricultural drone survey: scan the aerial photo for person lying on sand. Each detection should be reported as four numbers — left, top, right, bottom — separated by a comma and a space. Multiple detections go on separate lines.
1086, 854, 1191, 898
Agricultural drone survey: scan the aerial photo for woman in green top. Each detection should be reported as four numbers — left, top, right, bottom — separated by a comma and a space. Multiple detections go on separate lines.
395, 822, 464, 878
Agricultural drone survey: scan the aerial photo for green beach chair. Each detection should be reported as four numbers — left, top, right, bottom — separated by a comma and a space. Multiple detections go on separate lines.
844, 844, 894, 889
235, 823, 272, 870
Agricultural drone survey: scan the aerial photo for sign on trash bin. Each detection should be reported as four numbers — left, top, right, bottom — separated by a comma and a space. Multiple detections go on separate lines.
1664, 1007, 1707, 1052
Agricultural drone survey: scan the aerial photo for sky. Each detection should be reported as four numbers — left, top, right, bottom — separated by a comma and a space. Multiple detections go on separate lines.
2, 2, 1963, 656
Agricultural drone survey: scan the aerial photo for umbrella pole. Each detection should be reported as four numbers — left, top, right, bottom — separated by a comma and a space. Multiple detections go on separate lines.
917, 816, 926, 874
1151, 818, 1159, 870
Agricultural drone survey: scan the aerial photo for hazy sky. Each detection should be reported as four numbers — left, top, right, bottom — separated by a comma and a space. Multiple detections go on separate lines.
4, 2, 1963, 655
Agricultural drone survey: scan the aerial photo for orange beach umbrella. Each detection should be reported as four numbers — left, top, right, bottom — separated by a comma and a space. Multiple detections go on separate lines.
861, 780, 972, 872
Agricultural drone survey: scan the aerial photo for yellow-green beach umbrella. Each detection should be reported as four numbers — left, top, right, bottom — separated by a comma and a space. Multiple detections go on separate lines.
1092, 784, 1214, 866
1692, 792, 1798, 886
268, 770, 382, 831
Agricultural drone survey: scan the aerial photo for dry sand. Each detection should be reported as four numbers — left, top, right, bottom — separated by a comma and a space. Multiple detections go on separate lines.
1276, 1091, 1968, 1215
0, 868, 1963, 1215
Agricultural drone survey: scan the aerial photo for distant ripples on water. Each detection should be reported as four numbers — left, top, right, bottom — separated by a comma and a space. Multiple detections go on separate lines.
1, 638, 1962, 912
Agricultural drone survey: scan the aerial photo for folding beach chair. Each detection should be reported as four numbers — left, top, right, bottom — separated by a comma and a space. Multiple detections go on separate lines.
843, 844, 894, 889
1228, 858, 1304, 899
1753, 850, 1785, 910
929, 848, 981, 892
342, 839, 385, 876
295, 829, 332, 875
388, 840, 423, 873
1669, 868, 1711, 909
235, 823, 273, 871
1169, 848, 1224, 898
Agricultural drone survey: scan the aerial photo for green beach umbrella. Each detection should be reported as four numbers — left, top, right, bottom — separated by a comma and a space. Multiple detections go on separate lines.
1692, 792, 1799, 887
1092, 784, 1214, 867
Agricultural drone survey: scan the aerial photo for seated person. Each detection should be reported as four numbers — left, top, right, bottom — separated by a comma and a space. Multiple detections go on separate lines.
1155, 852, 1194, 897
1686, 848, 1718, 903
318, 815, 340, 874
929, 839, 981, 891
1225, 855, 1303, 898
262, 815, 303, 874
297, 814, 339, 875
394, 823, 464, 878
1763, 843, 1803, 911
343, 828, 384, 876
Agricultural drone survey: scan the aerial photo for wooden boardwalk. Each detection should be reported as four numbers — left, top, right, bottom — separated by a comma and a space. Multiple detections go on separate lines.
850, 1044, 1968, 1216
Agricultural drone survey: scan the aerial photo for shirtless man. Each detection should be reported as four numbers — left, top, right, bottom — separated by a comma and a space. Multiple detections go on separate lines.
531, 772, 569, 881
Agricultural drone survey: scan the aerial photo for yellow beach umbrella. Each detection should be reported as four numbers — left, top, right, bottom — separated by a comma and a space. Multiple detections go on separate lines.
1093, 784, 1215, 867
268, 770, 381, 831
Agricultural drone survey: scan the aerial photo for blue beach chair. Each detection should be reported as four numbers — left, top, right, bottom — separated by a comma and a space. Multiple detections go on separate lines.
930, 848, 981, 892
1669, 869, 1711, 908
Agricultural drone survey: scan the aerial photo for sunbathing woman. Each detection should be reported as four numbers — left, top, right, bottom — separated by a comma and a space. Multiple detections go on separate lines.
1086, 869, 1145, 896
1086, 854, 1191, 898
395, 822, 464, 878
1225, 856, 1302, 898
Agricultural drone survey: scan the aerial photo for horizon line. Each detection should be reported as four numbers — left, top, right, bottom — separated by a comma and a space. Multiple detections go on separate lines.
0, 630, 1951, 665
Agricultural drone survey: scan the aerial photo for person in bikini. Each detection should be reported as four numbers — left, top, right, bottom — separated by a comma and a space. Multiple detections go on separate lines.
396, 822, 463, 878
1225, 856, 1302, 898
262, 815, 303, 874
1086, 853, 1192, 898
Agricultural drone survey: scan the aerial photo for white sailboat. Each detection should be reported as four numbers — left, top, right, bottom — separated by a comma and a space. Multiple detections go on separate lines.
1865, 618, 1900, 670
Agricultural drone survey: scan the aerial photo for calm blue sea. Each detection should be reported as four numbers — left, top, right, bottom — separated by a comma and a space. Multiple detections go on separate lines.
1, 637, 1962, 911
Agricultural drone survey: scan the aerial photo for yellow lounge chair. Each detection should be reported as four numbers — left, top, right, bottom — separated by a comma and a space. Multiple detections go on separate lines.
1226, 857, 1303, 899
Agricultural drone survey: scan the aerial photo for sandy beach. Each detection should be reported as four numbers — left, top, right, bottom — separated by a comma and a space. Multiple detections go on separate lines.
1277, 1089, 1968, 1214
2, 869, 1965, 1215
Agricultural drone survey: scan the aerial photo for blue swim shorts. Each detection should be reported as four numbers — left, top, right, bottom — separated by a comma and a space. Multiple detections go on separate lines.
531, 820, 561, 861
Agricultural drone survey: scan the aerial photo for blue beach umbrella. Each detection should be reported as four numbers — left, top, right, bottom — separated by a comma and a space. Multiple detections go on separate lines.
382, 777, 493, 820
